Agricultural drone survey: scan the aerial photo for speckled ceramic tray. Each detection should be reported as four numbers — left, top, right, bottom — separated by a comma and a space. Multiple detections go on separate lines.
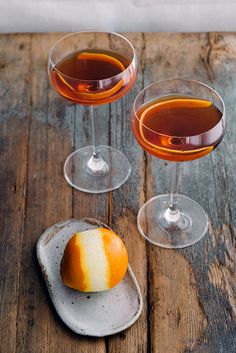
36, 218, 142, 337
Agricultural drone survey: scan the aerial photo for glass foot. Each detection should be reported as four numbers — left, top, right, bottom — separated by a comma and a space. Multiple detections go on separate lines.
137, 194, 208, 248
64, 145, 131, 193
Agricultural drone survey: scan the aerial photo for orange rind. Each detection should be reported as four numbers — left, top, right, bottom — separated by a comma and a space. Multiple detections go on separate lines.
139, 98, 212, 154
77, 52, 126, 72
60, 228, 128, 292
56, 52, 126, 101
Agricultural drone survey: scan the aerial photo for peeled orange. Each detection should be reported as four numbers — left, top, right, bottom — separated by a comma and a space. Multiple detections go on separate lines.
60, 228, 128, 292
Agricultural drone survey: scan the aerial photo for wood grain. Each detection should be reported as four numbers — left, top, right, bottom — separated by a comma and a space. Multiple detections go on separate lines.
143, 33, 236, 353
107, 33, 148, 353
0, 34, 30, 353
0, 32, 235, 353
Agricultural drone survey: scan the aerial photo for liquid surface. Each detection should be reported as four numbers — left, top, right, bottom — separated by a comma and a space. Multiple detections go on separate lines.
132, 96, 224, 162
50, 49, 136, 105
56, 50, 125, 80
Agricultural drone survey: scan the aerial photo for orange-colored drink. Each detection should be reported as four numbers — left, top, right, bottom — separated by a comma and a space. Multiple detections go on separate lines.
132, 96, 223, 162
50, 49, 136, 105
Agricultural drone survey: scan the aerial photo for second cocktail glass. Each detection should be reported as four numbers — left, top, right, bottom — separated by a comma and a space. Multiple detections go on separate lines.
48, 31, 137, 193
131, 79, 226, 248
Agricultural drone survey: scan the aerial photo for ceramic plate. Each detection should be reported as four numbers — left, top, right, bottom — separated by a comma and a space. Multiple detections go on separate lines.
36, 218, 143, 337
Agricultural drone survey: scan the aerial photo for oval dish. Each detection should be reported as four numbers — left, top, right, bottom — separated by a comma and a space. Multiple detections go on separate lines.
36, 218, 143, 337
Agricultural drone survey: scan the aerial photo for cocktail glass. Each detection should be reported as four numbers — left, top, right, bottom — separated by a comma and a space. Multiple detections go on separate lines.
48, 31, 137, 193
131, 79, 225, 248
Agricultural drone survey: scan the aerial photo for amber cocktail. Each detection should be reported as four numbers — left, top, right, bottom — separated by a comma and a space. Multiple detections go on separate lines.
49, 31, 137, 193
50, 49, 136, 106
131, 79, 225, 248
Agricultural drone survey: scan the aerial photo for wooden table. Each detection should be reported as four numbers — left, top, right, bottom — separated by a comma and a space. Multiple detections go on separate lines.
0, 33, 235, 353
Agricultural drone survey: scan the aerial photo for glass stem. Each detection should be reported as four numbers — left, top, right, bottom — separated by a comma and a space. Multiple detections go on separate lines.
90, 105, 101, 159
164, 162, 181, 222
170, 162, 180, 212
86, 106, 109, 175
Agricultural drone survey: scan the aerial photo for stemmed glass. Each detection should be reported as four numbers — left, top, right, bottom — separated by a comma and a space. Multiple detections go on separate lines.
131, 79, 226, 248
48, 31, 137, 193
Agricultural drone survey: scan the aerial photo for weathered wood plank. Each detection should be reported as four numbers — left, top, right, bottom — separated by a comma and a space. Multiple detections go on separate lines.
107, 33, 148, 353
143, 33, 236, 353
0, 34, 30, 353
14, 33, 105, 353
71, 33, 111, 353
187, 32, 236, 353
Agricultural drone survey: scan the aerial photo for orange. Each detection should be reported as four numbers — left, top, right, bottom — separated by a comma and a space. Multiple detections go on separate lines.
60, 228, 128, 292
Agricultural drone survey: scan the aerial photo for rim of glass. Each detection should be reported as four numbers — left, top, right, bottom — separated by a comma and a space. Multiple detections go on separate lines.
132, 78, 226, 139
48, 30, 136, 83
